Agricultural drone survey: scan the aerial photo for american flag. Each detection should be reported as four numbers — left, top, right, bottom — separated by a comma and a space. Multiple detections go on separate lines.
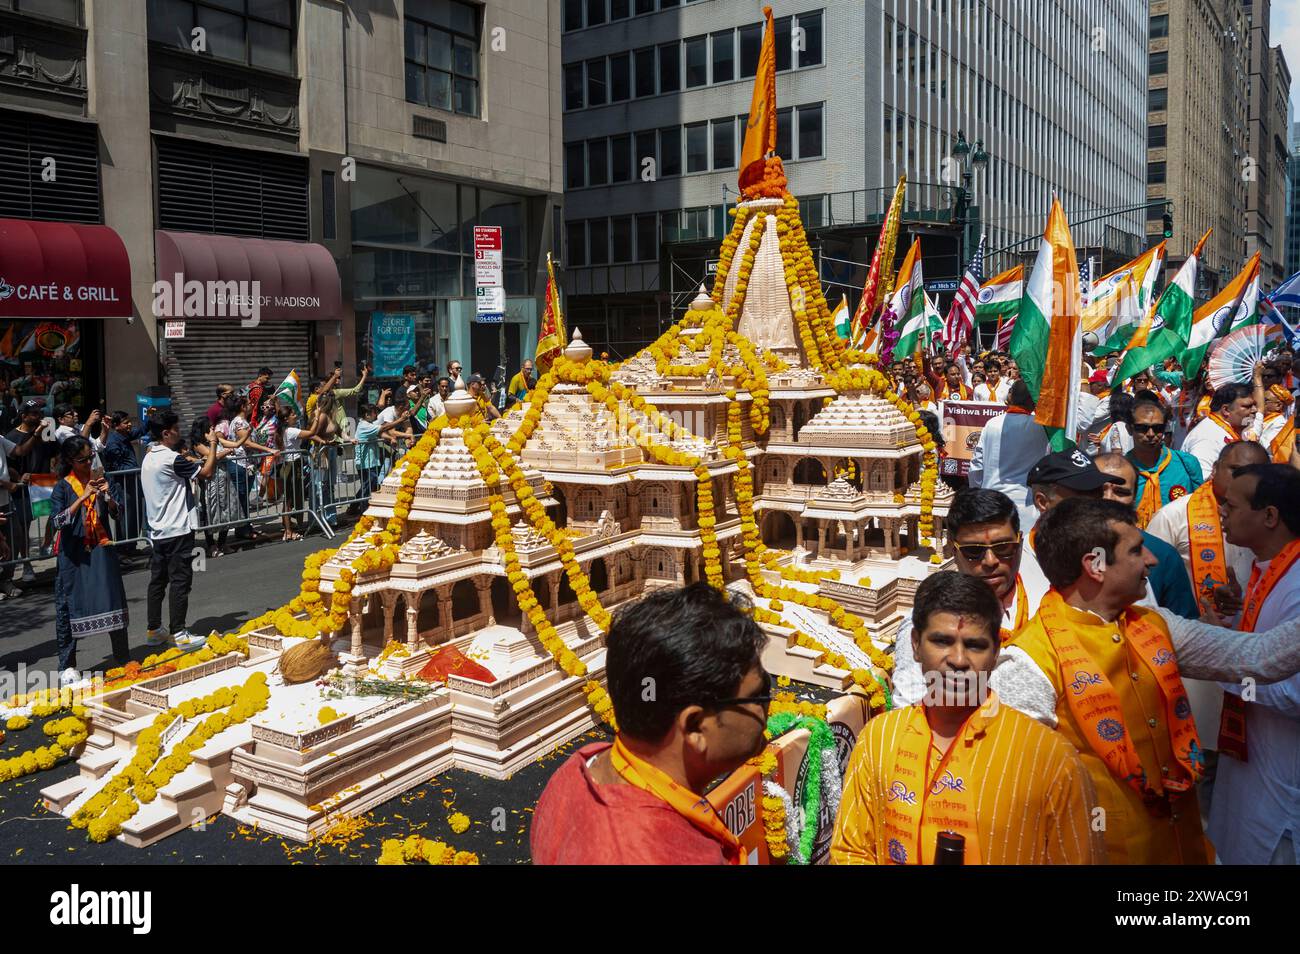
943, 234, 985, 352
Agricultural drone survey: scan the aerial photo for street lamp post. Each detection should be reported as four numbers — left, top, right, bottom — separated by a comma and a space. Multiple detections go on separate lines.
951, 130, 989, 274
951, 130, 989, 343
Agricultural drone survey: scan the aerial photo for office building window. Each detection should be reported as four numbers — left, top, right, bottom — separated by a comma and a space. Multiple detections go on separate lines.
611, 216, 633, 263
1149, 87, 1167, 111
686, 121, 708, 173
659, 126, 682, 176
149, 0, 295, 74
13, 0, 81, 23
1148, 124, 1167, 147
321, 169, 336, 240
585, 0, 605, 27
776, 108, 792, 162
563, 0, 583, 31
775, 16, 792, 72
404, 0, 481, 116
634, 47, 655, 97
587, 138, 608, 186
685, 35, 708, 87
566, 221, 586, 266
1147, 161, 1166, 185
796, 103, 823, 158
1149, 51, 1167, 75
712, 30, 735, 83
634, 0, 653, 12
1149, 14, 1168, 39
589, 218, 609, 265
564, 63, 584, 110
610, 52, 631, 101
611, 0, 629, 18
797, 10, 822, 68
712, 117, 735, 169
634, 130, 657, 180
658, 42, 680, 93
611, 134, 632, 183
739, 23, 762, 77
586, 57, 607, 106
636, 213, 657, 261
565, 142, 585, 189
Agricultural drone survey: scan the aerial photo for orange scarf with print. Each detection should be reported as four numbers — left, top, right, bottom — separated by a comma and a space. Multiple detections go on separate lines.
1133, 447, 1172, 529
941, 382, 971, 400
1270, 419, 1296, 465
609, 736, 742, 864
1218, 539, 1300, 761
64, 473, 110, 550
880, 698, 992, 865
1186, 482, 1230, 616
1207, 412, 1241, 443
1037, 592, 1203, 810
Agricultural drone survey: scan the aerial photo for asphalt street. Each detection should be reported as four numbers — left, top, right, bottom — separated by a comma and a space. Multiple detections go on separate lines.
0, 534, 325, 680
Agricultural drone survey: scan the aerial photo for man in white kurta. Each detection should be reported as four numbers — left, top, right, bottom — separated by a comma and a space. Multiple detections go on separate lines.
1181, 382, 1256, 480
968, 381, 1048, 530
1207, 463, 1300, 865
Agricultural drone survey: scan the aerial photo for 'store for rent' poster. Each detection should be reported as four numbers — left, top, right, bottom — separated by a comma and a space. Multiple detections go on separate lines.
940, 400, 1006, 477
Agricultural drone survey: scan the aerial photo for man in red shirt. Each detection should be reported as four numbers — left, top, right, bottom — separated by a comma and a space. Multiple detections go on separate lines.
531, 583, 770, 864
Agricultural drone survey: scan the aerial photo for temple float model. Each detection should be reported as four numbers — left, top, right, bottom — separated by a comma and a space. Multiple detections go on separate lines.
38, 160, 952, 848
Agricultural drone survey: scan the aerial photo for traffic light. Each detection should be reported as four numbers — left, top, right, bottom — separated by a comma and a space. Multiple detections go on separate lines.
1162, 211, 1173, 239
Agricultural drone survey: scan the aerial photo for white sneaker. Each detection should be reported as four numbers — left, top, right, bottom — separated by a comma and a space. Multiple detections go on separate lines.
20, 564, 34, 584
59, 668, 84, 688
172, 630, 207, 652
145, 628, 169, 647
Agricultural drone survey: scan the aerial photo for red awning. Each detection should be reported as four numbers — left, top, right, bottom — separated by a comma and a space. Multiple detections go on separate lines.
0, 218, 132, 319
155, 230, 341, 322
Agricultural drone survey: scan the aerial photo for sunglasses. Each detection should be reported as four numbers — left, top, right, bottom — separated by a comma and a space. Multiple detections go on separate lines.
1132, 423, 1166, 434
954, 536, 1022, 562
707, 670, 772, 710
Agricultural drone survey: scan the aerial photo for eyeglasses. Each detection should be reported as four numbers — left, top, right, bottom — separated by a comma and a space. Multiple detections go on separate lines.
1132, 423, 1166, 434
954, 536, 1022, 562
706, 670, 772, 710
72, 455, 93, 465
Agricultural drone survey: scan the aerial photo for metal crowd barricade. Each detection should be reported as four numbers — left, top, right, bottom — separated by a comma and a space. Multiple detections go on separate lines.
0, 437, 402, 575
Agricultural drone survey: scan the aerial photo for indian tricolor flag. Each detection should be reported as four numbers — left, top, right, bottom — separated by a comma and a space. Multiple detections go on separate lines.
1114, 230, 1210, 385
1085, 242, 1165, 353
887, 239, 927, 361
833, 295, 851, 341
974, 266, 1023, 326
27, 473, 57, 518
1183, 253, 1260, 379
1009, 197, 1082, 451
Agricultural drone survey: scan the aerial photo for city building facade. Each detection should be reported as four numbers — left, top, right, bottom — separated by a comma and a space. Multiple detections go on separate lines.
560, 0, 1148, 357
1243, 0, 1291, 288
1287, 117, 1300, 278
1146, 0, 1249, 295
0, 0, 562, 418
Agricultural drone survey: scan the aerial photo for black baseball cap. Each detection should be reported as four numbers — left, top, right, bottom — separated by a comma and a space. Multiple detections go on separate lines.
20, 398, 44, 413
467, 373, 485, 385
1026, 450, 1122, 491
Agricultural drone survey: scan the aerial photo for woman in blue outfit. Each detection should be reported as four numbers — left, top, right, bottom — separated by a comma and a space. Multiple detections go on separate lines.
50, 436, 130, 684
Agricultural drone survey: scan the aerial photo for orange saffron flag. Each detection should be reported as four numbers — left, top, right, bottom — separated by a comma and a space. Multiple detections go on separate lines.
737, 6, 777, 193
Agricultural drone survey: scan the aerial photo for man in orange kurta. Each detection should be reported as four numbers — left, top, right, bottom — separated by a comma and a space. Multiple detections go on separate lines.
994, 496, 1207, 864
831, 572, 1103, 865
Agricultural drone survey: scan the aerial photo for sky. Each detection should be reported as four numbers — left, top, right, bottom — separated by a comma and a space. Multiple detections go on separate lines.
1274, 0, 1300, 129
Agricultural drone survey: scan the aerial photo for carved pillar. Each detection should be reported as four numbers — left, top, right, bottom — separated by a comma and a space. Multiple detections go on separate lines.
436, 586, 453, 645
795, 517, 804, 552
475, 577, 494, 626
348, 597, 364, 663
548, 570, 561, 618
380, 591, 399, 644
405, 590, 422, 649
816, 522, 826, 557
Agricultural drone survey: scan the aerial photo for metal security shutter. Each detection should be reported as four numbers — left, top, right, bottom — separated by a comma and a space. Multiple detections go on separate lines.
0, 107, 101, 223
155, 135, 309, 241
162, 322, 312, 426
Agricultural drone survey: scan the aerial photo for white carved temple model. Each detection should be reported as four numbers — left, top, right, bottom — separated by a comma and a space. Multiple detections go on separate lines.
43, 183, 952, 848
